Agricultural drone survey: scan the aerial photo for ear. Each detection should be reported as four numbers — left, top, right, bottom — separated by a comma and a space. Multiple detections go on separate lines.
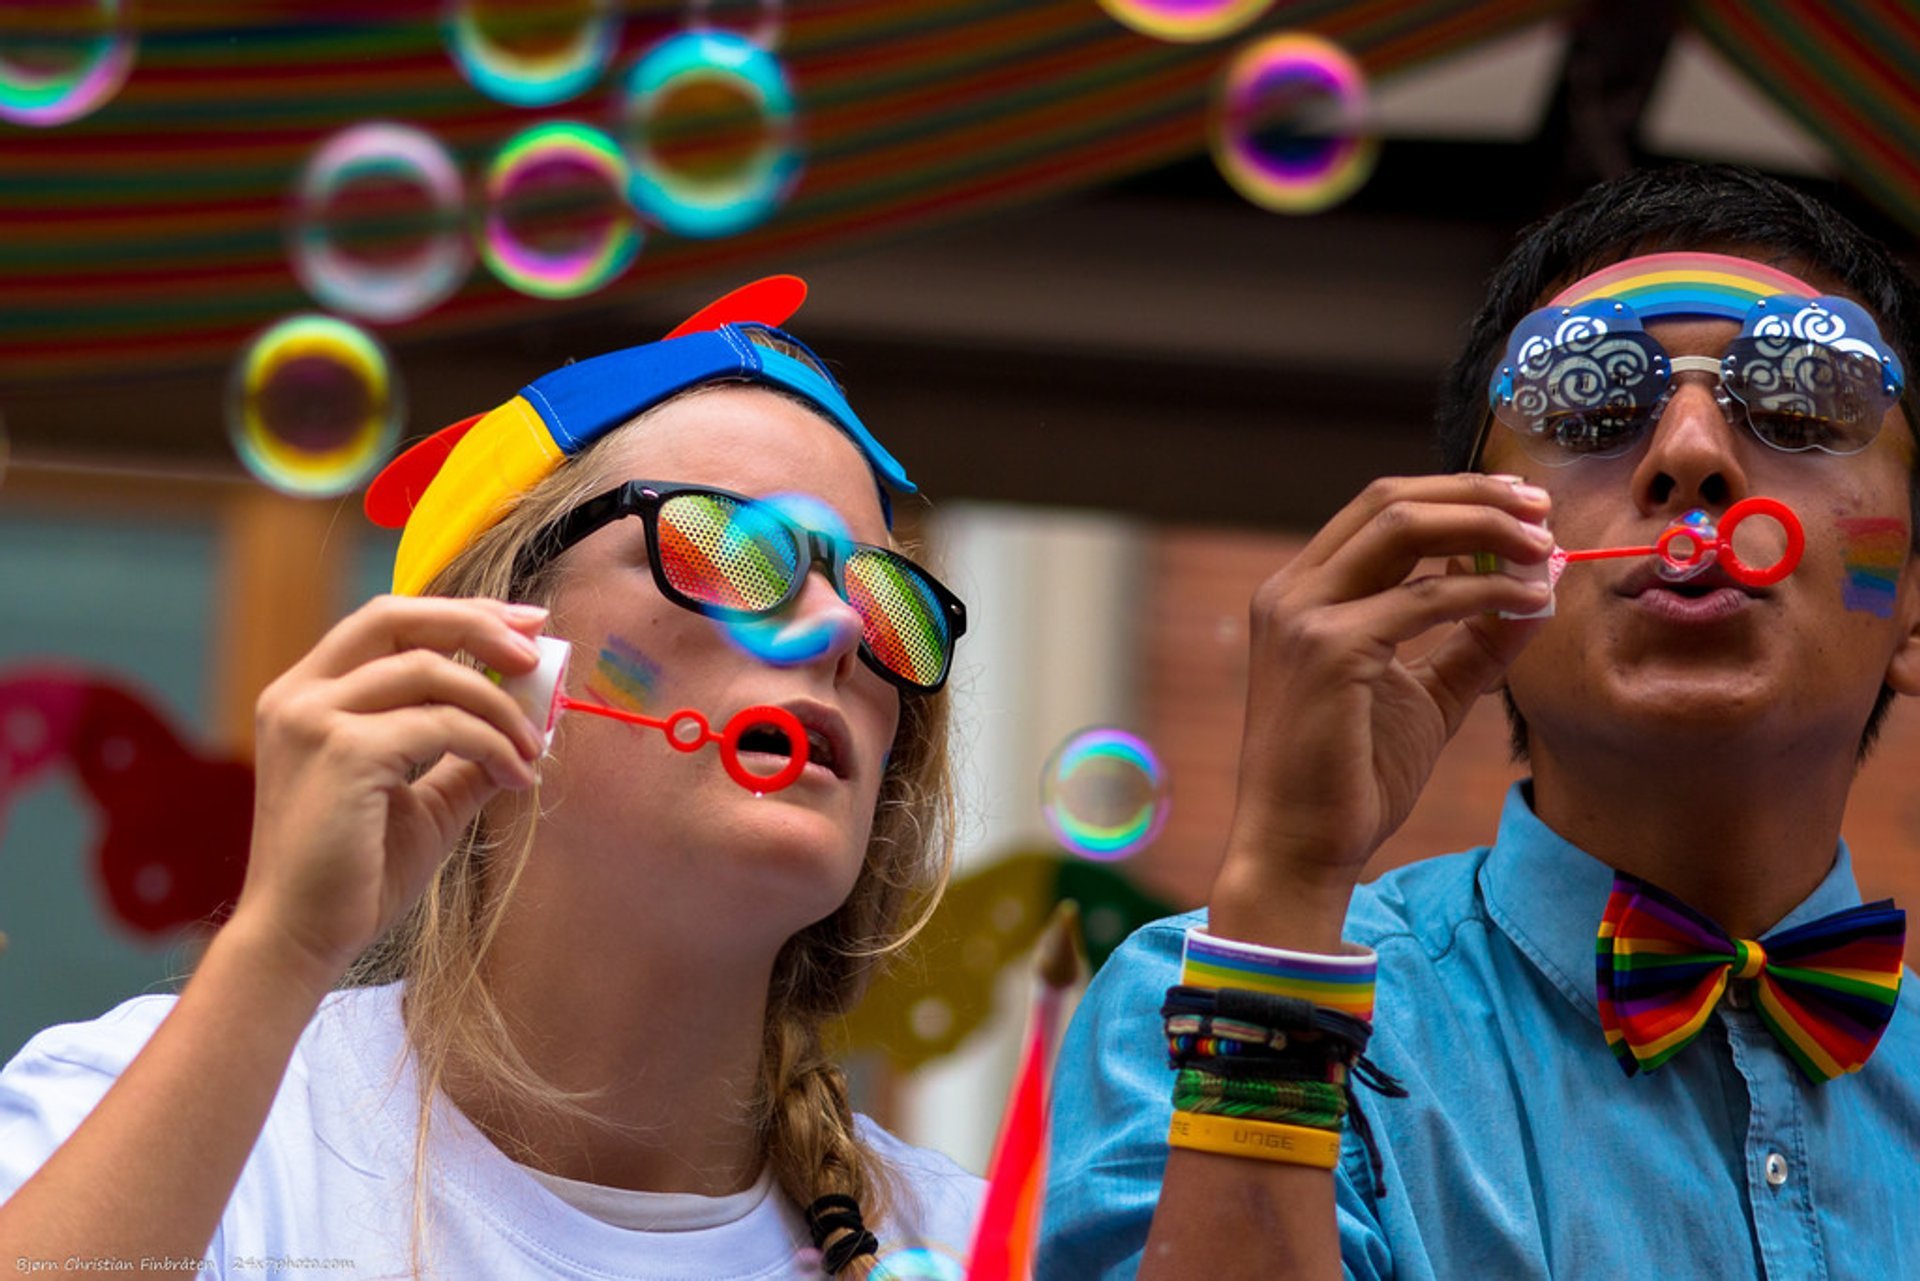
1885, 551, 1920, 696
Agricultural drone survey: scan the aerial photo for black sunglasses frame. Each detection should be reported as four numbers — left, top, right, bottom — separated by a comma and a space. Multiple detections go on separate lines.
516, 480, 968, 693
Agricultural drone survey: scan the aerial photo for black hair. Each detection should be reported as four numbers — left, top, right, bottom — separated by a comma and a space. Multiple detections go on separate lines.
1435, 163, 1920, 760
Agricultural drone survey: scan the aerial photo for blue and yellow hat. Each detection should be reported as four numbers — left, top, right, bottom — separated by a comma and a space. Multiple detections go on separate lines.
365, 276, 913, 595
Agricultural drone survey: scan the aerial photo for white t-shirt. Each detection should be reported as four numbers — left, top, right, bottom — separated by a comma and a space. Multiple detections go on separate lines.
0, 984, 983, 1280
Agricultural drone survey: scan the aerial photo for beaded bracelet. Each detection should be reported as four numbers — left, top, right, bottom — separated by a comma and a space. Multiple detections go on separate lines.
1167, 1110, 1342, 1169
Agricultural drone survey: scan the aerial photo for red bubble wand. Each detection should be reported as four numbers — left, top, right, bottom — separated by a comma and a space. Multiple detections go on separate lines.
1557, 495, 1804, 588
1492, 496, 1805, 618
492, 636, 809, 793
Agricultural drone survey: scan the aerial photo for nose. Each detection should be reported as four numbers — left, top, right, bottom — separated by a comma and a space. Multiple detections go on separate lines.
1630, 365, 1751, 515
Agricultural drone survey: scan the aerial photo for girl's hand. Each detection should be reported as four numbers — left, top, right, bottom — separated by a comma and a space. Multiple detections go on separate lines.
230, 596, 551, 987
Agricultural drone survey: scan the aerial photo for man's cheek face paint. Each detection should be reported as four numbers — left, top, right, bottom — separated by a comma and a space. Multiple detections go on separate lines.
588, 634, 664, 712
1836, 517, 1907, 618
716, 491, 853, 668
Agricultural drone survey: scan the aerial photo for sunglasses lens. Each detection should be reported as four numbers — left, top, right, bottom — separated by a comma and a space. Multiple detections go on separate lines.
844, 547, 952, 689
1724, 338, 1892, 454
656, 491, 798, 612
1493, 326, 1667, 465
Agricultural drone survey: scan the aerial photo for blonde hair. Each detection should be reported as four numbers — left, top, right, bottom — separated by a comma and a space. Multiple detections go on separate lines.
348, 380, 956, 1279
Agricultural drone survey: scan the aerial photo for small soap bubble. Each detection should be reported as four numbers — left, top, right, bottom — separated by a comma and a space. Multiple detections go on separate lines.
226, 314, 403, 499
1040, 728, 1170, 862
1657, 509, 1718, 582
715, 493, 846, 667
0, 0, 135, 127
444, 0, 617, 108
615, 29, 801, 239
1210, 32, 1376, 215
289, 122, 469, 323
1097, 0, 1272, 42
479, 120, 639, 300
871, 1246, 966, 1281
685, 0, 784, 51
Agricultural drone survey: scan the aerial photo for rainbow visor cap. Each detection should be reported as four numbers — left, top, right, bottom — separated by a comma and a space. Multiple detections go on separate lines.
366, 277, 915, 595
1484, 251, 1908, 467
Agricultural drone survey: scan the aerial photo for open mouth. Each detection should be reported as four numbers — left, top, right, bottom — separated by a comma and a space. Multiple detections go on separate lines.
735, 721, 841, 779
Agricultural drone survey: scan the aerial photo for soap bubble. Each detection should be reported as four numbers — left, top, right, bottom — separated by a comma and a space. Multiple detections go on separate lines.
289, 122, 470, 323
226, 314, 403, 498
1656, 509, 1718, 582
1097, 0, 1272, 43
616, 29, 801, 238
1210, 32, 1376, 215
685, 0, 784, 51
479, 120, 639, 299
1040, 728, 1170, 862
443, 0, 617, 108
872, 1245, 967, 1281
713, 492, 845, 667
0, 0, 135, 127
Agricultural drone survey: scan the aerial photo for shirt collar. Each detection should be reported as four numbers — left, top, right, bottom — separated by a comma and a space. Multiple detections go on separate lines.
1477, 780, 1863, 1028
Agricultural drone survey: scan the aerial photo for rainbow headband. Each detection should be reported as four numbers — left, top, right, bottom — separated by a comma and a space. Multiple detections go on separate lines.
365, 277, 913, 596
1549, 250, 1818, 320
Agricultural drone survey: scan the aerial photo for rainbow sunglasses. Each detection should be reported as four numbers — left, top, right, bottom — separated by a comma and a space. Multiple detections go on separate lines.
364, 277, 965, 690
1478, 251, 1908, 467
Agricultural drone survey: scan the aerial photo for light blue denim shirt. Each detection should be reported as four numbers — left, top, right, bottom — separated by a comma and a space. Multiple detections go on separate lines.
1039, 783, 1920, 1280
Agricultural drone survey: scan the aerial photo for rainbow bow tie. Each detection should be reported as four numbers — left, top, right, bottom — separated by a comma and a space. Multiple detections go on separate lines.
1595, 872, 1905, 1083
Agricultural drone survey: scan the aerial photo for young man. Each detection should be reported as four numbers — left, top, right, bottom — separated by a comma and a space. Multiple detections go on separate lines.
1040, 164, 1920, 1279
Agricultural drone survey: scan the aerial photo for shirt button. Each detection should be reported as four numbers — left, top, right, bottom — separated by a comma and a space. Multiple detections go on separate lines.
1726, 980, 1750, 1010
1765, 1152, 1789, 1187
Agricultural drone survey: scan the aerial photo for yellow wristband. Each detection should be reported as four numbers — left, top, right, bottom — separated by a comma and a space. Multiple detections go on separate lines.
1166, 1110, 1342, 1169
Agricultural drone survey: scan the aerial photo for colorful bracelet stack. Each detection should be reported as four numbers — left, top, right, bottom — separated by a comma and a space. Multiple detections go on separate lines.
1164, 928, 1404, 1186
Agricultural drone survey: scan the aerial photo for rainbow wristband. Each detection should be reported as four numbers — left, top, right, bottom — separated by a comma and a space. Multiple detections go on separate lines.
1180, 928, 1377, 1021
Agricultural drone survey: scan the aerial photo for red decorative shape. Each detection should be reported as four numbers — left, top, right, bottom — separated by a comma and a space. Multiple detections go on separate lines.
0, 669, 250, 938
662, 275, 808, 339
362, 413, 485, 529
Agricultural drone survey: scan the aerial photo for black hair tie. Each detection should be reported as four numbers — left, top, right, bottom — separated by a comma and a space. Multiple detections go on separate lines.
805, 1193, 880, 1274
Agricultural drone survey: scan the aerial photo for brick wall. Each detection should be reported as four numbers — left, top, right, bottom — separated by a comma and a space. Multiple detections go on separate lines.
1135, 525, 1920, 967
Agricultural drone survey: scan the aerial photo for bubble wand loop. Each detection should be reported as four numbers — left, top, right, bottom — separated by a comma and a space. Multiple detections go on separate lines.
1558, 496, 1805, 588
490, 635, 810, 794
555, 697, 809, 794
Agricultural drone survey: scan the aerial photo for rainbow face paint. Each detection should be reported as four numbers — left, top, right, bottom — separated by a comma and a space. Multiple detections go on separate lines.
1837, 517, 1907, 618
586, 635, 662, 713
1208, 33, 1375, 216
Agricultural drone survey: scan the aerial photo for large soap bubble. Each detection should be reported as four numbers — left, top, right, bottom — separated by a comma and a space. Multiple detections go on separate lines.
1210, 32, 1377, 215
226, 314, 403, 498
479, 120, 640, 300
0, 0, 135, 127
616, 30, 801, 239
289, 122, 470, 323
443, 0, 617, 108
